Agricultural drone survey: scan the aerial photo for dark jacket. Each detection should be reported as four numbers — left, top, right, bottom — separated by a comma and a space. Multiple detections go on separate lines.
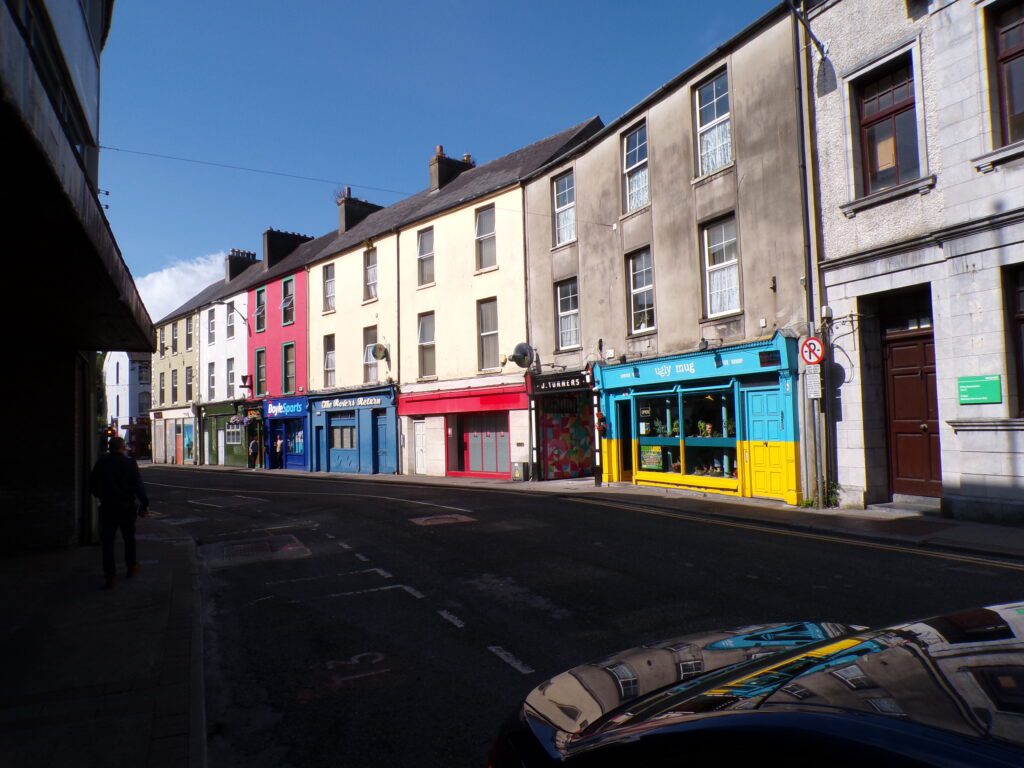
89, 452, 149, 510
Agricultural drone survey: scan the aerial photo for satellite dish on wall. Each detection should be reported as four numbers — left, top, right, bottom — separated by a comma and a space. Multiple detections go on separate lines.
371, 342, 389, 361
509, 342, 534, 369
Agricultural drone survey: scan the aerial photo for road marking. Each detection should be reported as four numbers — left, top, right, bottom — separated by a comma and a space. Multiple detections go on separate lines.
409, 513, 477, 526
188, 500, 222, 508
324, 533, 336, 539
266, 574, 329, 585
198, 521, 320, 541
248, 595, 276, 606
354, 553, 369, 562
347, 567, 392, 578
332, 668, 391, 683
569, 498, 1024, 572
234, 495, 269, 503
337, 542, 352, 550
292, 584, 423, 603
438, 610, 465, 628
488, 646, 535, 675
164, 516, 206, 526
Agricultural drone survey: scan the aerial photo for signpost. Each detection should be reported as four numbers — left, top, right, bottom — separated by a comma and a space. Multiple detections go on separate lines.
805, 365, 822, 399
800, 337, 826, 366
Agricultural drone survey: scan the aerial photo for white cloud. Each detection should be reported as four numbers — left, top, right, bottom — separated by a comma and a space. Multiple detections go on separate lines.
135, 252, 225, 322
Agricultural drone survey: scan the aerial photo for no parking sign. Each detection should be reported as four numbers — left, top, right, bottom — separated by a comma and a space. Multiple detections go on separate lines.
800, 336, 826, 366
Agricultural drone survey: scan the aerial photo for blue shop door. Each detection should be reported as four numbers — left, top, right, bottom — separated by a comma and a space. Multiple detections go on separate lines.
745, 389, 784, 499
373, 411, 388, 474
284, 418, 305, 470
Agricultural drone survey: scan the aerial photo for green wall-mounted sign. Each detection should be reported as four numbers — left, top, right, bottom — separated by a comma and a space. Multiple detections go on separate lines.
957, 375, 1002, 405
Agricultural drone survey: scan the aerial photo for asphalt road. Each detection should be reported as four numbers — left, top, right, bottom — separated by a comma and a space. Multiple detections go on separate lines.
142, 467, 1024, 767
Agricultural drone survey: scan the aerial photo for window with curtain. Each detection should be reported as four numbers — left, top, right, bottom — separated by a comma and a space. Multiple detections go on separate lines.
553, 171, 576, 245
623, 123, 649, 212
418, 313, 436, 378
703, 216, 740, 317
255, 289, 266, 332
696, 70, 732, 176
364, 249, 377, 300
858, 58, 919, 194
627, 249, 655, 333
281, 279, 295, 325
255, 349, 266, 395
478, 299, 499, 370
323, 264, 335, 311
283, 343, 296, 393
323, 334, 335, 388
226, 302, 235, 338
363, 326, 378, 383
226, 358, 234, 398
476, 207, 496, 270
208, 362, 215, 400
208, 309, 215, 345
418, 228, 434, 286
556, 278, 580, 349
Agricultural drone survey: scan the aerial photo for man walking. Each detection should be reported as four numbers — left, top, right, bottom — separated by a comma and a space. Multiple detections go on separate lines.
90, 436, 150, 590
248, 436, 260, 470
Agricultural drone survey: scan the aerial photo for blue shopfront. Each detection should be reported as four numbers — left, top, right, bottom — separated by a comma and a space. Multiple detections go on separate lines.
264, 396, 310, 470
311, 386, 398, 475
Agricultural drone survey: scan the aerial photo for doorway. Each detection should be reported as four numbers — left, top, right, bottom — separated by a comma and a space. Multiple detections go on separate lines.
882, 291, 942, 498
745, 388, 785, 499
414, 419, 426, 474
616, 399, 633, 481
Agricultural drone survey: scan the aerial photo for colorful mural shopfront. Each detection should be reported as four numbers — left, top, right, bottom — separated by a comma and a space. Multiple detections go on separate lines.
263, 396, 309, 470
310, 386, 398, 475
593, 332, 801, 504
531, 370, 595, 480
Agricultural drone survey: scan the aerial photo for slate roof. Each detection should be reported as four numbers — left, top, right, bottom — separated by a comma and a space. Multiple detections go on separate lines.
154, 116, 602, 324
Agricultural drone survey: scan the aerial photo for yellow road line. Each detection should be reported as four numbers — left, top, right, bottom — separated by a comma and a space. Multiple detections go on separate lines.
569, 497, 1024, 573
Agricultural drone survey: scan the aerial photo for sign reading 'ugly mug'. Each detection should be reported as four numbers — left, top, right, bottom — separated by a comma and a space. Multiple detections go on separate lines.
957, 375, 1002, 405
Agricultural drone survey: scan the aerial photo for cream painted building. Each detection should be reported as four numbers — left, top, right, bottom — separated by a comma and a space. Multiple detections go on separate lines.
151, 306, 202, 465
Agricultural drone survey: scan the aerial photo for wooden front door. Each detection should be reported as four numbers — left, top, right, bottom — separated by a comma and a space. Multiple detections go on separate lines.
884, 331, 942, 497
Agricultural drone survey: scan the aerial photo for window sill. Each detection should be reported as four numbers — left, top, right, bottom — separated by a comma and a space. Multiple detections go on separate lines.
948, 418, 1024, 433
417, 375, 438, 382
362, 297, 378, 306
556, 346, 582, 354
281, 321, 295, 327
840, 174, 936, 218
620, 204, 651, 222
478, 368, 503, 375
973, 141, 1024, 174
474, 265, 499, 276
551, 239, 577, 253
417, 282, 436, 291
691, 161, 735, 187
322, 309, 336, 315
627, 328, 657, 339
700, 310, 743, 325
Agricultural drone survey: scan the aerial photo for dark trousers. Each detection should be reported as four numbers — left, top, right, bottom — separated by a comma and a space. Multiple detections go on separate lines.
99, 506, 137, 578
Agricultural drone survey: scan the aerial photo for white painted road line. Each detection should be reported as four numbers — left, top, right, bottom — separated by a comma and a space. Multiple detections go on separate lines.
248, 595, 276, 606
188, 500, 222, 508
438, 610, 465, 628
234, 495, 270, 503
346, 567, 392, 579
324, 533, 336, 539
292, 584, 424, 603
265, 574, 330, 585
337, 542, 352, 550
354, 553, 369, 562
488, 646, 535, 675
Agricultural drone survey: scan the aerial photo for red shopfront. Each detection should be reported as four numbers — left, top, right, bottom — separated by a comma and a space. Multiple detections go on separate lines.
398, 382, 529, 479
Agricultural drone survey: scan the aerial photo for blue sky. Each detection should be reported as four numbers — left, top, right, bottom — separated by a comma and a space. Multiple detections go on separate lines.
100, 0, 777, 318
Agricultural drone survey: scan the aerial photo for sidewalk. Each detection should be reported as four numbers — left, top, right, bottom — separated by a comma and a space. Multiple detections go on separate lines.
153, 463, 1024, 562
0, 521, 205, 768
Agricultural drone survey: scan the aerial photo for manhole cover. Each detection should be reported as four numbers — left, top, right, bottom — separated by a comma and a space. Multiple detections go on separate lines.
409, 513, 477, 526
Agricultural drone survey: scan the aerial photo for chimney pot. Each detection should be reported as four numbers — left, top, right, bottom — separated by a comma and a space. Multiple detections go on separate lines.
344, 185, 352, 199
463, 153, 473, 164
436, 144, 444, 156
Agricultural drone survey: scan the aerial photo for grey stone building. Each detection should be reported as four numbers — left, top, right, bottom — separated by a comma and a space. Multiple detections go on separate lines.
806, 0, 1024, 520
524, 5, 819, 504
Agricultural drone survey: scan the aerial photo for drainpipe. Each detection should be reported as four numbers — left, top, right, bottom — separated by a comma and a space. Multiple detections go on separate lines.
521, 184, 536, 481
394, 227, 402, 474
790, 3, 823, 506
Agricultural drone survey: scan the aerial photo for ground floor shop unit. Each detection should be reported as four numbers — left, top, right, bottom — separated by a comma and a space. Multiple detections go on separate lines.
264, 396, 309, 470
530, 370, 595, 480
398, 378, 530, 479
200, 401, 248, 467
594, 332, 802, 505
310, 386, 397, 475
823, 221, 1024, 522
151, 407, 197, 465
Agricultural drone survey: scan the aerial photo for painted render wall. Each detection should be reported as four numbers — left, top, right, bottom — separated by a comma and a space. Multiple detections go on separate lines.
526, 13, 808, 370
248, 271, 308, 399
307, 232, 400, 393
196, 290, 249, 403
397, 186, 529, 384
152, 314, 199, 410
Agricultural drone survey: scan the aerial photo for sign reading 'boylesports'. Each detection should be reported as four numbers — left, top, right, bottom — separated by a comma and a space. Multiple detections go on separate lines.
266, 401, 305, 417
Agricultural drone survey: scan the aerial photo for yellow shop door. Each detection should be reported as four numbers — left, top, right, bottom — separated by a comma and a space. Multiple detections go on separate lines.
745, 389, 785, 499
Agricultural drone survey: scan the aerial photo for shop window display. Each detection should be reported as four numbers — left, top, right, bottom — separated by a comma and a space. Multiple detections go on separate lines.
636, 396, 681, 473
682, 391, 737, 478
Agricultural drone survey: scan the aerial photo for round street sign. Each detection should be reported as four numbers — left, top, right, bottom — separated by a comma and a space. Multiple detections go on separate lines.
800, 336, 826, 366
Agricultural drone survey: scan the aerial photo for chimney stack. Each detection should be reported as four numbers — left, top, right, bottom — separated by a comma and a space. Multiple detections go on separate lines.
429, 144, 474, 192
336, 186, 383, 234
262, 228, 314, 270
225, 248, 258, 282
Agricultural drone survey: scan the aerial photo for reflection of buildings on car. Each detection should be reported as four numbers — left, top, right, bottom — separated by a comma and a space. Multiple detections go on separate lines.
806, 0, 1024, 519
102, 352, 152, 458
522, 6, 817, 498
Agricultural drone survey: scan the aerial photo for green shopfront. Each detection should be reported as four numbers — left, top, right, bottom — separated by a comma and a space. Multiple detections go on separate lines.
201, 402, 247, 467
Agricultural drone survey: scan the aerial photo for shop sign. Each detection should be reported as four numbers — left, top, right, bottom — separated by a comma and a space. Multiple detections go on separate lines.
535, 373, 587, 392
267, 400, 305, 417
640, 445, 663, 471
245, 406, 262, 420
958, 375, 1002, 405
320, 396, 384, 409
